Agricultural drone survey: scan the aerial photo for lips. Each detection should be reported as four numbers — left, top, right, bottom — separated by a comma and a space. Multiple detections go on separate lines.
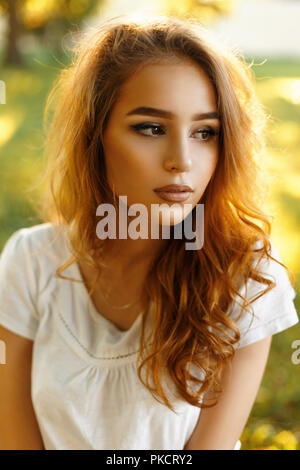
153, 184, 193, 203
154, 191, 192, 202
154, 184, 193, 193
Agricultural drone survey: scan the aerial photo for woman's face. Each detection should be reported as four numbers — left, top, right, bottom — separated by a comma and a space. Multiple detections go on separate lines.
102, 59, 220, 229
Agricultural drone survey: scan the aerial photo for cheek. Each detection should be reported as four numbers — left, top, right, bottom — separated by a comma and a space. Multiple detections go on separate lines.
104, 129, 154, 174
103, 133, 155, 189
196, 147, 218, 180
208, 149, 219, 175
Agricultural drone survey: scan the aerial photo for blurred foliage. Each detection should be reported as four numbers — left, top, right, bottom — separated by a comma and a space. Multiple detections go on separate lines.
0, 0, 102, 62
0, 51, 57, 244
157, 0, 236, 23
0, 0, 236, 65
0, 0, 100, 29
237, 59, 300, 450
252, 62, 300, 280
241, 425, 299, 450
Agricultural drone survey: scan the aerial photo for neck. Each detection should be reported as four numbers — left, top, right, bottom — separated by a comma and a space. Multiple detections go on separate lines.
103, 236, 169, 275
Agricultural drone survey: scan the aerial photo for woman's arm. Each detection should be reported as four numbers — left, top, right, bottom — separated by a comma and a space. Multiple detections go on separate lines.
0, 324, 45, 450
183, 335, 272, 450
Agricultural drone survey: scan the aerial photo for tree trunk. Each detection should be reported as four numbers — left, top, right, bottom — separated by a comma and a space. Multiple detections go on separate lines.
4, 0, 23, 65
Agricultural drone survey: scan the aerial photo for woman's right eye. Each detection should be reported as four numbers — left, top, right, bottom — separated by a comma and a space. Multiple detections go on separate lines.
130, 123, 165, 137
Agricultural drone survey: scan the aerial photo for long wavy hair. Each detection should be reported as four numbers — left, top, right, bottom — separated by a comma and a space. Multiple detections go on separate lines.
37, 14, 294, 413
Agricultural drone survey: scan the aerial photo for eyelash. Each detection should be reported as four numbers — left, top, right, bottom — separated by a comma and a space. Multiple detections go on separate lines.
130, 123, 220, 141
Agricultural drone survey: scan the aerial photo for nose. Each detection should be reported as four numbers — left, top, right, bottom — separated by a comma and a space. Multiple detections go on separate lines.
163, 131, 192, 173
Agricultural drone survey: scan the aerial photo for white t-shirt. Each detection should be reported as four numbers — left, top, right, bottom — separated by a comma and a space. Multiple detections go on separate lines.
0, 223, 298, 450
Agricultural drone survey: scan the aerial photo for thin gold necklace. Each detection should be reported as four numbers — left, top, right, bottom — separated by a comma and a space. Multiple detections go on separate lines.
87, 271, 144, 310
97, 286, 143, 310
80, 256, 145, 311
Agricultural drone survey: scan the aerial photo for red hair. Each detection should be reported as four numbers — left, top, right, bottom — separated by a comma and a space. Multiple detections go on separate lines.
36, 14, 294, 412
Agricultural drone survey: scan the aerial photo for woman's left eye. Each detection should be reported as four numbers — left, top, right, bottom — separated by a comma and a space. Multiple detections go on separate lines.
194, 129, 218, 141
130, 123, 219, 141
130, 123, 165, 136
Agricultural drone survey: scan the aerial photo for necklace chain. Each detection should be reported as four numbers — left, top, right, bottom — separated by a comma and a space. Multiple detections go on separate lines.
79, 258, 145, 310
97, 285, 142, 310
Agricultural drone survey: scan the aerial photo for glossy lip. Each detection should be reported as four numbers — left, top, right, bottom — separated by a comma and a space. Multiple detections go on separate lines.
154, 184, 194, 192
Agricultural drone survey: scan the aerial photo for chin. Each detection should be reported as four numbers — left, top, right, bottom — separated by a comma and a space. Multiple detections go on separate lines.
151, 203, 193, 226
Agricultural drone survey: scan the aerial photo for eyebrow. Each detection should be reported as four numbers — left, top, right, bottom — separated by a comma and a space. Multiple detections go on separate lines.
126, 106, 220, 121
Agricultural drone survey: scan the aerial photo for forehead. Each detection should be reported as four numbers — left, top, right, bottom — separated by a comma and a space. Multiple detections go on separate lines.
111, 60, 217, 118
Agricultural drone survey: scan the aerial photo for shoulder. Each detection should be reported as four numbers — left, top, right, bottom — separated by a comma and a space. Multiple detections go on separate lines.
7, 222, 63, 250
2, 222, 69, 261
0, 223, 71, 293
0, 223, 69, 341
228, 237, 298, 348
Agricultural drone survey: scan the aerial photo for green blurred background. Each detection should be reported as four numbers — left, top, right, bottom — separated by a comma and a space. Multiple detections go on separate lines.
0, 0, 299, 450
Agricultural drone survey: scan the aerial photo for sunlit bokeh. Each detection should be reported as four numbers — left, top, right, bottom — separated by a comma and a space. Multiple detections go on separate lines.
0, 113, 20, 146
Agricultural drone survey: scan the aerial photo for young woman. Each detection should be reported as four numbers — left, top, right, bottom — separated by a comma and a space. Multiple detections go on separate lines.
0, 14, 298, 450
